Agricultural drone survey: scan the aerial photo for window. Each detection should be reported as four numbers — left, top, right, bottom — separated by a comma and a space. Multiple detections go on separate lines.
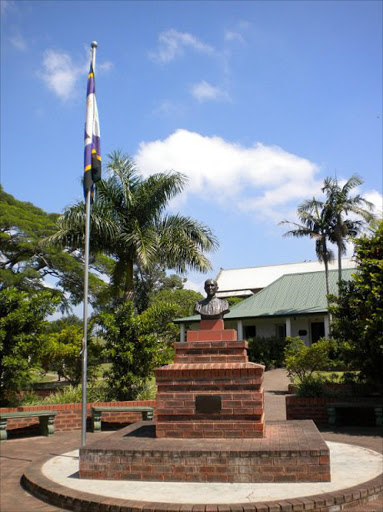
276, 324, 286, 338
311, 322, 325, 343
244, 325, 256, 339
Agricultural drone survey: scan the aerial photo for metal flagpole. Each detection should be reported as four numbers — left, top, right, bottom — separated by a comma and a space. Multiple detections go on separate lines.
81, 41, 98, 448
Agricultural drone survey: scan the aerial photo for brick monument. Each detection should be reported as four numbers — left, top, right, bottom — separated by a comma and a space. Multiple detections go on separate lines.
155, 318, 265, 439
80, 278, 330, 483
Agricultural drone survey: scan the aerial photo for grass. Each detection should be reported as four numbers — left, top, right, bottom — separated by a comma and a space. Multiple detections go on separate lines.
292, 371, 344, 384
292, 370, 360, 384
30, 371, 60, 384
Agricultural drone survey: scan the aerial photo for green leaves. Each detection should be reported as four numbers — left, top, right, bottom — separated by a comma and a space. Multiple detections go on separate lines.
329, 221, 383, 392
50, 153, 218, 302
284, 336, 334, 383
0, 288, 60, 403
98, 301, 173, 401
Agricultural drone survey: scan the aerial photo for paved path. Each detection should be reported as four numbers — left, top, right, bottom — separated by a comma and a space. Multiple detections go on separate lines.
1, 369, 382, 512
262, 368, 290, 421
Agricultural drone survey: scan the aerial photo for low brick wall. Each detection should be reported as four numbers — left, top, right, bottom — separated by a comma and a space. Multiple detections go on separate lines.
285, 395, 378, 425
0, 401, 156, 432
80, 420, 331, 483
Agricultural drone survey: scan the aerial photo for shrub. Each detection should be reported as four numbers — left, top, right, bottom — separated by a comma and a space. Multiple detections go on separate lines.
247, 336, 287, 369
284, 336, 334, 382
0, 288, 60, 404
295, 376, 326, 397
134, 378, 157, 400
329, 221, 383, 393
98, 302, 172, 401
40, 326, 102, 386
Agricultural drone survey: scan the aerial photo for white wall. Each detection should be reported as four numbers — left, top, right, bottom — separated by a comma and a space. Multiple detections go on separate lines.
184, 314, 328, 345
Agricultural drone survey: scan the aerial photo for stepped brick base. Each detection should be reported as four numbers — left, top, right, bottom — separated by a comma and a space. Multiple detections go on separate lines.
79, 420, 331, 483
155, 321, 265, 438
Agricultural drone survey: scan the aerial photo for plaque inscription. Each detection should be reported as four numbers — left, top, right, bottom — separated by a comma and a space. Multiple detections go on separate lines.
195, 395, 222, 414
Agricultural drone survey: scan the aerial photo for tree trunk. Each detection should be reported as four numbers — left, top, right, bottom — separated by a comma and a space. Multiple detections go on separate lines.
324, 256, 330, 303
323, 255, 332, 326
337, 242, 342, 292
123, 259, 134, 302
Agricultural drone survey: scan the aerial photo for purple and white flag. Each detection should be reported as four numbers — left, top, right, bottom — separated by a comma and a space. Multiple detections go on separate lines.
84, 62, 101, 198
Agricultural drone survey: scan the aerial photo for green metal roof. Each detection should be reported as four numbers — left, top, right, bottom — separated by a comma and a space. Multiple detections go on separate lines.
175, 268, 355, 323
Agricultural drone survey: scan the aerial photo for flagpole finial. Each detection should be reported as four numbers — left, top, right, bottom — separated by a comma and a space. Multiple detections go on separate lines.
91, 41, 98, 48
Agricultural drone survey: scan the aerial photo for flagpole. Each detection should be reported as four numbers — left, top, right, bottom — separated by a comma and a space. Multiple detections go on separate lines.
81, 41, 98, 448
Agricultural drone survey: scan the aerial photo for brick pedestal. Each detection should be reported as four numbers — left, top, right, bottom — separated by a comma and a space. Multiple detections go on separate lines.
155, 321, 265, 438
80, 420, 331, 482
79, 320, 331, 483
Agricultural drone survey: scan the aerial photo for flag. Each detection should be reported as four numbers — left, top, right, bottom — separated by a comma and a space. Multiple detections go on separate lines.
84, 62, 101, 198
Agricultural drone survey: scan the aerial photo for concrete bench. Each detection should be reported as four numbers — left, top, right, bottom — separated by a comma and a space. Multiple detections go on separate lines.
91, 406, 154, 432
327, 402, 383, 427
0, 411, 57, 441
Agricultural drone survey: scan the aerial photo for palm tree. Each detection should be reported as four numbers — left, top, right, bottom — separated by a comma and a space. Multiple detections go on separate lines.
50, 151, 218, 302
280, 198, 334, 300
322, 175, 375, 283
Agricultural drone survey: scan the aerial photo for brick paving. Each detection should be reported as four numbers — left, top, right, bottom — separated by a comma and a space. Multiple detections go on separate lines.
1, 369, 382, 512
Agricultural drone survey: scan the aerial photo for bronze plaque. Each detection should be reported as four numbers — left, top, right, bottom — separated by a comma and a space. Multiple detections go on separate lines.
195, 395, 222, 414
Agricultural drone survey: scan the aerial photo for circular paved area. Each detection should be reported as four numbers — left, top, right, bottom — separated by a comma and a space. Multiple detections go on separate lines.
1, 369, 382, 511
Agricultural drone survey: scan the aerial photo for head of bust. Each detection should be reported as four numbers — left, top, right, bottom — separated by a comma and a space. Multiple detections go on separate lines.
204, 279, 218, 299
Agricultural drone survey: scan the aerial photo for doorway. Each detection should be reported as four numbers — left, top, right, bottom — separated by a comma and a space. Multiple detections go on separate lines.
311, 322, 325, 343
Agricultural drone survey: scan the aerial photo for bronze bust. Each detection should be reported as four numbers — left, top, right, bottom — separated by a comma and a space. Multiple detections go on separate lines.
195, 279, 230, 320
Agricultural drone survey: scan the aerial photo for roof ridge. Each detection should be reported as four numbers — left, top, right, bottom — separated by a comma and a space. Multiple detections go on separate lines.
217, 258, 354, 273
280, 267, 356, 278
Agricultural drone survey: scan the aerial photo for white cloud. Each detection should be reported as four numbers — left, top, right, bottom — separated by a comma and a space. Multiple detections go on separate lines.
39, 49, 112, 101
39, 50, 83, 101
99, 60, 113, 72
184, 278, 205, 294
1, 0, 16, 16
135, 129, 323, 222
153, 99, 185, 117
149, 29, 214, 63
191, 80, 229, 102
224, 30, 245, 44
9, 30, 27, 51
364, 189, 383, 218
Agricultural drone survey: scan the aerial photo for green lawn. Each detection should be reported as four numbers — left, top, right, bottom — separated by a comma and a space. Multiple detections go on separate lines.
292, 371, 359, 384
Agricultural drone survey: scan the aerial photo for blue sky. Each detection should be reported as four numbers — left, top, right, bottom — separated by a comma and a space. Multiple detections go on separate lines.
1, 0, 382, 293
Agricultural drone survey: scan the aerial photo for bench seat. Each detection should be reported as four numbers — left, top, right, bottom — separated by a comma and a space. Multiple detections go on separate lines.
91, 406, 154, 432
0, 411, 57, 441
327, 402, 383, 427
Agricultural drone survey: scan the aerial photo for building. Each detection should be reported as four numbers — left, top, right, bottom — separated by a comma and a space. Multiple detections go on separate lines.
215, 258, 356, 298
176, 263, 356, 345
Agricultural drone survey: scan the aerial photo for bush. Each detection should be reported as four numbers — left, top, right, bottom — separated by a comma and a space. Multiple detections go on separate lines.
40, 326, 102, 386
134, 378, 157, 400
329, 222, 383, 393
0, 288, 60, 404
284, 336, 334, 382
15, 382, 111, 406
247, 336, 287, 369
98, 302, 172, 401
295, 376, 326, 398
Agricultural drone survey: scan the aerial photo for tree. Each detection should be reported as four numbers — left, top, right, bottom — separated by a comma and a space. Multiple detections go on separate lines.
40, 325, 102, 386
149, 287, 203, 317
46, 314, 83, 334
284, 336, 333, 383
50, 152, 218, 303
0, 186, 106, 310
133, 263, 187, 313
322, 175, 375, 283
98, 301, 172, 400
329, 221, 383, 392
0, 288, 60, 404
280, 198, 334, 299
